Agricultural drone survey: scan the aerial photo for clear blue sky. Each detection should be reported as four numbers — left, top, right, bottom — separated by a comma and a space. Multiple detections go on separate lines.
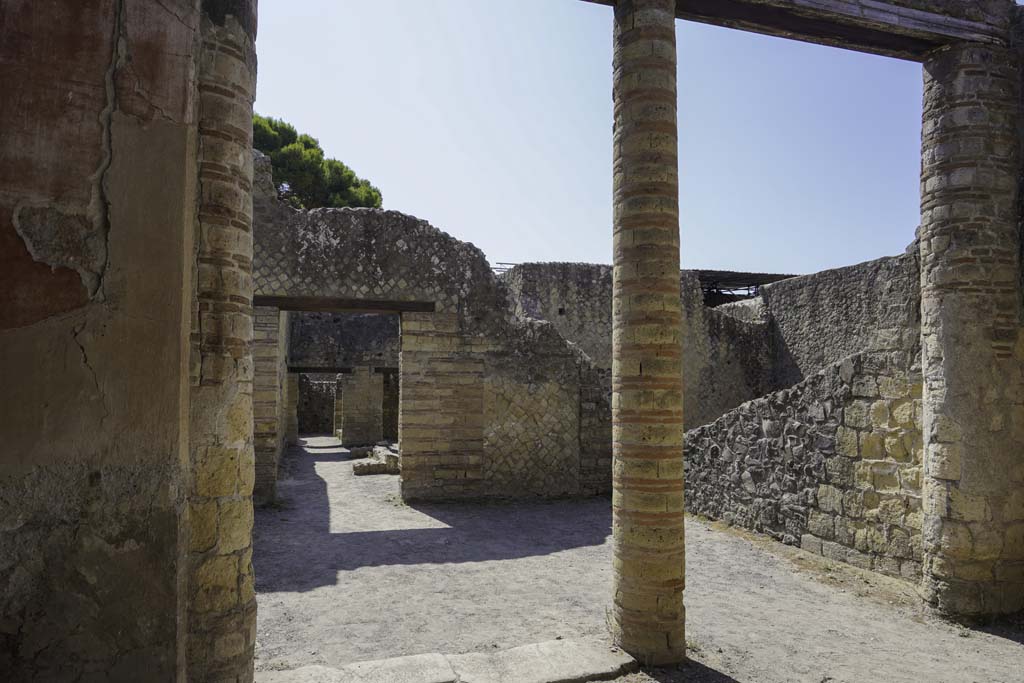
254, 1, 923, 275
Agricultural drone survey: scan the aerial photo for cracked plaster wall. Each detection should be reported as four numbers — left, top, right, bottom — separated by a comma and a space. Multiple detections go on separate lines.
0, 0, 202, 678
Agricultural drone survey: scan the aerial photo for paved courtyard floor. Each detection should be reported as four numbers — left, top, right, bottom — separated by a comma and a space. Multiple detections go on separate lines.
254, 437, 1023, 683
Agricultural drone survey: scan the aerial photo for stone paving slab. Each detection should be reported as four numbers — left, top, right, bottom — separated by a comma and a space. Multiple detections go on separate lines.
448, 639, 637, 683
256, 640, 636, 683
258, 653, 456, 683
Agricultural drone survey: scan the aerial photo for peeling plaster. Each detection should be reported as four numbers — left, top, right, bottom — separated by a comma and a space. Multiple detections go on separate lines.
13, 205, 107, 298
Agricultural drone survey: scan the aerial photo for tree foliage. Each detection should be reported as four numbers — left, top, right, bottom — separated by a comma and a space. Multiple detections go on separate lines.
253, 114, 382, 210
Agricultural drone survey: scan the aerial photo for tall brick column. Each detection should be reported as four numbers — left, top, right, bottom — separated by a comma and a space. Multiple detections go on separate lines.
188, 3, 259, 680
610, 0, 685, 664
919, 43, 1024, 616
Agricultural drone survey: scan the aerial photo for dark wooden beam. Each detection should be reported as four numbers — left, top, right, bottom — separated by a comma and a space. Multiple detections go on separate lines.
288, 366, 353, 375
582, 0, 1008, 61
254, 295, 435, 314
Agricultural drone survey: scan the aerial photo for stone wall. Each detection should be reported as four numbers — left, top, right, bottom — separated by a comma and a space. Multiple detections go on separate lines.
253, 152, 613, 500
680, 272, 775, 428
504, 263, 614, 368
506, 255, 921, 431
685, 351, 924, 580
297, 374, 337, 435
758, 252, 921, 387
289, 312, 399, 369
504, 263, 775, 428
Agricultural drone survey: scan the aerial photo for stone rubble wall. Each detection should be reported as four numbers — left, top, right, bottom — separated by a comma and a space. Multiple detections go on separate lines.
685, 351, 924, 580
297, 374, 337, 435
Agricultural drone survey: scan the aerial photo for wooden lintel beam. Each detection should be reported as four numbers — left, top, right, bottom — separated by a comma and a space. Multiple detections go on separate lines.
582, 0, 1008, 61
288, 366, 353, 375
254, 295, 436, 315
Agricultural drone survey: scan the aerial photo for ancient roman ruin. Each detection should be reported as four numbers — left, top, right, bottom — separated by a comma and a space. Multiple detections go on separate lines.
3, 0, 1024, 680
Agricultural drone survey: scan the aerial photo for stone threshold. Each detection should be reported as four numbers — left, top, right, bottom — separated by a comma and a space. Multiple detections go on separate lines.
256, 638, 637, 683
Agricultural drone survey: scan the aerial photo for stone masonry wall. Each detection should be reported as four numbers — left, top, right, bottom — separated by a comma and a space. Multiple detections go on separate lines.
503, 263, 774, 428
504, 263, 614, 368
680, 272, 775, 428
289, 312, 399, 369
297, 374, 337, 435
685, 351, 924, 580
759, 252, 921, 387
507, 255, 921, 431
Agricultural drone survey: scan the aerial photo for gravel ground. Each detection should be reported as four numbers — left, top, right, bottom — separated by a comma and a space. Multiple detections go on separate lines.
254, 438, 1023, 682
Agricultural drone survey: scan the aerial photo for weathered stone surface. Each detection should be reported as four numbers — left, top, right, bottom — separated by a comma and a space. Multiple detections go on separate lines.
506, 251, 920, 431
291, 312, 400, 369
685, 351, 924, 580
447, 639, 637, 683
0, 0, 202, 678
352, 445, 401, 476
918, 41, 1024, 616
763, 253, 921, 389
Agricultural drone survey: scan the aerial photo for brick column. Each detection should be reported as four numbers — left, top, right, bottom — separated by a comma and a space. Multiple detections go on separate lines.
188, 3, 259, 680
399, 312, 485, 500
919, 43, 1024, 616
610, 0, 685, 664
254, 307, 286, 505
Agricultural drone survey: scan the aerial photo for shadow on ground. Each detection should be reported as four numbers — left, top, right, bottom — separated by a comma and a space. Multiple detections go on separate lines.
609, 660, 740, 683
254, 438, 611, 593
967, 612, 1024, 646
